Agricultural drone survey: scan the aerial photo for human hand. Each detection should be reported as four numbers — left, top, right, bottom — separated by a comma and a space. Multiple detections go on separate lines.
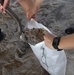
26, 4, 39, 20
18, 0, 43, 20
27, 0, 43, 20
0, 0, 10, 13
44, 32, 55, 49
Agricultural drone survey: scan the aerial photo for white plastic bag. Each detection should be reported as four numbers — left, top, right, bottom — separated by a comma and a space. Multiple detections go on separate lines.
25, 19, 67, 75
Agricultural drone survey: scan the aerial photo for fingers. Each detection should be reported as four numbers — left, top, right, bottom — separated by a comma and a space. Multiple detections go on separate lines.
0, 3, 2, 10
0, 0, 9, 13
44, 32, 55, 49
26, 6, 39, 20
44, 32, 49, 40
3, 0, 9, 13
27, 12, 36, 20
44, 32, 55, 43
3, 0, 9, 8
26, 7, 36, 20
31, 14, 37, 20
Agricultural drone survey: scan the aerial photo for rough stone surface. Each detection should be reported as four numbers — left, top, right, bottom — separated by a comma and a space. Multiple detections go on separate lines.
0, 0, 74, 75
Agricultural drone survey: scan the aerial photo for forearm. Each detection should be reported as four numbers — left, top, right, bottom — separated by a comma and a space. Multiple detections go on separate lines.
58, 34, 74, 49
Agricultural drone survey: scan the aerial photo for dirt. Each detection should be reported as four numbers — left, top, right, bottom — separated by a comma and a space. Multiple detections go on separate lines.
0, 0, 74, 75
21, 28, 47, 45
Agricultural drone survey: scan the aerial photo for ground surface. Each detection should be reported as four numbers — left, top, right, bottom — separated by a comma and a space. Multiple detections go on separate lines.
0, 0, 74, 75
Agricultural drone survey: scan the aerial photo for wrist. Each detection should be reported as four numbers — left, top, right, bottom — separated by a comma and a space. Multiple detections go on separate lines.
52, 37, 62, 51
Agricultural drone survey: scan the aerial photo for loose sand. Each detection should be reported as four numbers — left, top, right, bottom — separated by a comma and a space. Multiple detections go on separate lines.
0, 0, 74, 75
